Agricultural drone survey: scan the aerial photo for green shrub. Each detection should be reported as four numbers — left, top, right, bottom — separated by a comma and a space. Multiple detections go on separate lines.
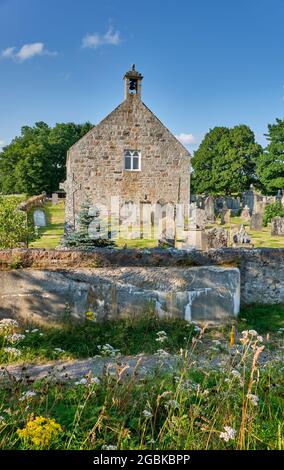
263, 202, 284, 226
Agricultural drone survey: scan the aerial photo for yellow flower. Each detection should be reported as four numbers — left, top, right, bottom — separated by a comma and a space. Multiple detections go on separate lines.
85, 311, 96, 321
17, 416, 63, 449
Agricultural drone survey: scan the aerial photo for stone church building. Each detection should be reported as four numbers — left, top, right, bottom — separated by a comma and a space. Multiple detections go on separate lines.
62, 65, 191, 233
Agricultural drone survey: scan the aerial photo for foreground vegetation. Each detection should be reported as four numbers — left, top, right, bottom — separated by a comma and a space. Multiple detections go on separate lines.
0, 306, 283, 450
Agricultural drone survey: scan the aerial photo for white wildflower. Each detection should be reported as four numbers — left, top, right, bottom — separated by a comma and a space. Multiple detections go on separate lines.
4, 347, 21, 357
54, 348, 65, 353
0, 415, 6, 425
247, 393, 259, 406
90, 377, 100, 385
97, 344, 120, 357
74, 378, 88, 386
0, 319, 19, 334
156, 331, 168, 343
19, 391, 37, 401
143, 409, 153, 418
165, 399, 180, 410
194, 325, 202, 333
220, 426, 237, 442
231, 369, 244, 385
248, 330, 258, 336
0, 319, 19, 328
257, 335, 263, 342
155, 349, 170, 358
6, 333, 25, 344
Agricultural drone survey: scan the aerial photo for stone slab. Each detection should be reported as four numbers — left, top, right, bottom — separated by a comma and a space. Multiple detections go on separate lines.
0, 267, 240, 324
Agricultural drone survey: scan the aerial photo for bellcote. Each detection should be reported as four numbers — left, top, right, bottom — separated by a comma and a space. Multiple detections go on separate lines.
124, 64, 143, 100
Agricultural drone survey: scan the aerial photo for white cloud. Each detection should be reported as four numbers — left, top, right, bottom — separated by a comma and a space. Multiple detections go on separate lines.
82, 27, 121, 49
2, 47, 15, 59
0, 139, 5, 149
1, 42, 57, 62
175, 133, 195, 146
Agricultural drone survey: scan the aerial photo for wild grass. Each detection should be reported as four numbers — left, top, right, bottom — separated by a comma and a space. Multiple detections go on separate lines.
0, 307, 283, 450
0, 326, 283, 450
0, 305, 283, 365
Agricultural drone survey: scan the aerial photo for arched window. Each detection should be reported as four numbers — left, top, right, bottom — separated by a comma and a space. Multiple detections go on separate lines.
124, 150, 141, 171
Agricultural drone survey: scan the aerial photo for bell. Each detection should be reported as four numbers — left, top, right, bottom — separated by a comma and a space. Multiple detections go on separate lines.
129, 79, 137, 91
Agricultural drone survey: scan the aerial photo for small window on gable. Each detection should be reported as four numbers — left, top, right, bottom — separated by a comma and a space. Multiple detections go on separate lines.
124, 150, 141, 171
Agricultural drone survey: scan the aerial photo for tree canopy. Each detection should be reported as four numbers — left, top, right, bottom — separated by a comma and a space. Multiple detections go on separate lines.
0, 196, 35, 248
0, 121, 93, 196
256, 118, 284, 194
191, 125, 262, 195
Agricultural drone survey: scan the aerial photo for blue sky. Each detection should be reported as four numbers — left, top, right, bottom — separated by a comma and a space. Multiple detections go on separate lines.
1, 0, 284, 151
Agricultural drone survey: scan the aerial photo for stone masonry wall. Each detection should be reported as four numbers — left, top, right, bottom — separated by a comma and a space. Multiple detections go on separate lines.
0, 248, 283, 305
64, 94, 190, 230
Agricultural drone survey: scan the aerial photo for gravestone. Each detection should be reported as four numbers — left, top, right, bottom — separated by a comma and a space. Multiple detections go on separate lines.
240, 205, 251, 221
250, 213, 263, 231
253, 200, 266, 216
52, 193, 59, 205
271, 217, 284, 236
207, 227, 228, 249
204, 196, 215, 223
225, 196, 241, 215
220, 208, 231, 225
33, 209, 46, 227
189, 205, 207, 230
182, 230, 208, 250
158, 216, 175, 246
232, 225, 252, 247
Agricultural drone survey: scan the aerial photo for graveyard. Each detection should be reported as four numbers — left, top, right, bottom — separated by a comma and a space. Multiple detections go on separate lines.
27, 195, 284, 250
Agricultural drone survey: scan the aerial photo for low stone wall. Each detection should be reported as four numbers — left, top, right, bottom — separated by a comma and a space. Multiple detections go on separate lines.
0, 248, 283, 305
18, 194, 47, 212
0, 267, 240, 324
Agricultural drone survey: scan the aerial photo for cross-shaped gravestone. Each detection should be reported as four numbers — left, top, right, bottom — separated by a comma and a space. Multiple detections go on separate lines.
60, 174, 81, 228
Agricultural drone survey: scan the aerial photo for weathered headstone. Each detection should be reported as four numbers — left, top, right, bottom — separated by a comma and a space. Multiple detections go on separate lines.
225, 196, 241, 215
189, 206, 207, 230
250, 213, 263, 231
253, 200, 266, 216
158, 215, 175, 246
207, 227, 228, 249
240, 205, 251, 221
220, 208, 231, 225
182, 230, 208, 250
271, 217, 284, 236
232, 225, 252, 247
52, 193, 59, 205
33, 209, 46, 228
204, 195, 215, 223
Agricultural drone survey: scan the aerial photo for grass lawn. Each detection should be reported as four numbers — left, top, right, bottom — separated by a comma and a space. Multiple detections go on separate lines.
30, 201, 65, 249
